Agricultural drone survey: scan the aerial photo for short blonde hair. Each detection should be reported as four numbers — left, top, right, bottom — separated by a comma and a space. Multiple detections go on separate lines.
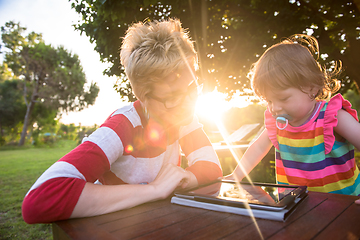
249, 34, 341, 100
120, 18, 197, 101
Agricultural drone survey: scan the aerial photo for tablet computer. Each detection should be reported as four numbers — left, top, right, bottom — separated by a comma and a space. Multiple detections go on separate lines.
174, 180, 307, 211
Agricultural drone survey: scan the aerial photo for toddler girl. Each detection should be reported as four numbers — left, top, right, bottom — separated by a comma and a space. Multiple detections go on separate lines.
229, 35, 360, 202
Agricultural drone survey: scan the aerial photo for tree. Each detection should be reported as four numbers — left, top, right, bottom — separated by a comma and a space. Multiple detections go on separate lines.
69, 0, 360, 101
1, 22, 100, 146
0, 63, 13, 81
0, 79, 26, 144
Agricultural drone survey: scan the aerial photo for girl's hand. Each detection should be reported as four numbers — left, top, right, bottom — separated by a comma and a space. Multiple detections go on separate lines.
223, 173, 235, 181
355, 198, 360, 205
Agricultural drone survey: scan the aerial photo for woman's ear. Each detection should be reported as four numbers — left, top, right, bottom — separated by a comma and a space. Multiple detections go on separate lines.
140, 100, 150, 120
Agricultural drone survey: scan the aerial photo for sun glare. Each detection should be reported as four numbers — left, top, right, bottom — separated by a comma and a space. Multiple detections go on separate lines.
196, 90, 231, 122
196, 88, 258, 186
196, 89, 252, 123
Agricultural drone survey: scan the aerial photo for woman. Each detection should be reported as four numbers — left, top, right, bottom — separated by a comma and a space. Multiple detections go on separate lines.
22, 18, 222, 224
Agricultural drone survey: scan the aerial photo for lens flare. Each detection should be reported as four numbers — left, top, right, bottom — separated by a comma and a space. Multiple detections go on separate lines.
215, 119, 264, 240
125, 144, 133, 153
149, 129, 160, 141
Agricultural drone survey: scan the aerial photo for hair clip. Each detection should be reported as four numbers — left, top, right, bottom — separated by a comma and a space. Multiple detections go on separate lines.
274, 114, 292, 130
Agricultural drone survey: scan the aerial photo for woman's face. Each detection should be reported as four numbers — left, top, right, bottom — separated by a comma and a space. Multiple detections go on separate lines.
144, 67, 199, 128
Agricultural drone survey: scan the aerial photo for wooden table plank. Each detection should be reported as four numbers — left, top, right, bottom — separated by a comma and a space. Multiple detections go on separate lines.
53, 218, 116, 240
52, 192, 360, 240
109, 205, 206, 239
175, 213, 254, 240
53, 200, 170, 240
89, 199, 169, 225
216, 192, 323, 240
99, 202, 181, 232
133, 211, 230, 240
266, 192, 357, 240
313, 198, 360, 240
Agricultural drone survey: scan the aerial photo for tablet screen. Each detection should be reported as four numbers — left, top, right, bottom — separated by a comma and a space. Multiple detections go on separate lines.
189, 181, 296, 205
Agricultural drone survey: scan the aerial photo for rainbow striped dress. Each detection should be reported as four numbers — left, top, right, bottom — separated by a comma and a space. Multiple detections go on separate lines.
265, 94, 360, 195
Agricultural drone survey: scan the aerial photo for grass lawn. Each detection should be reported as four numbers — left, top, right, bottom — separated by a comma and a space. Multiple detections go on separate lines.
0, 140, 77, 240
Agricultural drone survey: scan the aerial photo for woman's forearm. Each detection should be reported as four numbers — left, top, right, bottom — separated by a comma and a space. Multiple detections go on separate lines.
70, 183, 158, 218
71, 163, 193, 218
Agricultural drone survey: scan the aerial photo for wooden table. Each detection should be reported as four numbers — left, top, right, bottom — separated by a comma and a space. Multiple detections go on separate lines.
52, 191, 360, 240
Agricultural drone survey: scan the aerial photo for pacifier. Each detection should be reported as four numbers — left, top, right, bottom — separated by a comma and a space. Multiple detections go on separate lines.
273, 114, 292, 130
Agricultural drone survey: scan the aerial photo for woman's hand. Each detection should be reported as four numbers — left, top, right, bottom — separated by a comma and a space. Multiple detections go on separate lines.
355, 198, 360, 205
149, 163, 194, 200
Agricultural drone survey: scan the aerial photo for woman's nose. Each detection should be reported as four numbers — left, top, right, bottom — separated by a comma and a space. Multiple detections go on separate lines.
182, 94, 196, 109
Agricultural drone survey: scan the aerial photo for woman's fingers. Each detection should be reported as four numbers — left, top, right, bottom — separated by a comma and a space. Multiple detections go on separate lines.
150, 163, 188, 198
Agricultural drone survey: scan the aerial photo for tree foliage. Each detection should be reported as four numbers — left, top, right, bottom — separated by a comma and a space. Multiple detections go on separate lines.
0, 79, 25, 144
344, 89, 360, 119
69, 0, 360, 101
0, 21, 100, 145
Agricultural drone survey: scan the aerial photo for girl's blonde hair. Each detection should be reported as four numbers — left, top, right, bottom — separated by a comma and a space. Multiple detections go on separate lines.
248, 34, 341, 100
120, 18, 197, 101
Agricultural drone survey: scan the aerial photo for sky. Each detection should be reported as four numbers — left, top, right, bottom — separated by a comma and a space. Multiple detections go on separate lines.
0, 0, 127, 126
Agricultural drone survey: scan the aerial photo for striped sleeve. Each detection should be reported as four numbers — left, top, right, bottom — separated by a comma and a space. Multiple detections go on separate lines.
22, 140, 112, 223
22, 104, 136, 224
179, 117, 222, 185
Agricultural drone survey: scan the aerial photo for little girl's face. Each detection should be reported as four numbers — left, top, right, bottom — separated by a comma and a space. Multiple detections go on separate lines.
264, 87, 317, 127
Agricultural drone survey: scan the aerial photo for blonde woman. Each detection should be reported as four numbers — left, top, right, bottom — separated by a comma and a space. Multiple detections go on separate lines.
23, 19, 222, 224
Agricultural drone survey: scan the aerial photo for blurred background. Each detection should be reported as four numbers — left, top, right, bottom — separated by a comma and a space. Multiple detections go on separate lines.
1, 0, 360, 148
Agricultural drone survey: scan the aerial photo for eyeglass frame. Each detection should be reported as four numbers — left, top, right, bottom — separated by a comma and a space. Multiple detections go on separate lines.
146, 79, 203, 109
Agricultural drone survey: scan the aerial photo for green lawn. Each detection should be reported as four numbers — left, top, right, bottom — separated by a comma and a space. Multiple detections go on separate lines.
0, 140, 77, 240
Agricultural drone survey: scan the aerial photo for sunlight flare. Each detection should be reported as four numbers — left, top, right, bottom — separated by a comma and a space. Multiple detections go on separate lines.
196, 89, 231, 122
196, 89, 253, 123
215, 114, 264, 240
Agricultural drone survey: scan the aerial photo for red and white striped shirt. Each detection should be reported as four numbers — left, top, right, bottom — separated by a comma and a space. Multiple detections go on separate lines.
22, 101, 222, 223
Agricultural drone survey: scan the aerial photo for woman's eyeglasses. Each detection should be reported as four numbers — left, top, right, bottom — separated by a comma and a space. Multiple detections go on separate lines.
147, 80, 203, 109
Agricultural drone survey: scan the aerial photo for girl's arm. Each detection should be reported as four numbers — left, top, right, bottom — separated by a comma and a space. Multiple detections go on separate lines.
334, 109, 360, 205
334, 109, 360, 151
228, 129, 273, 181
